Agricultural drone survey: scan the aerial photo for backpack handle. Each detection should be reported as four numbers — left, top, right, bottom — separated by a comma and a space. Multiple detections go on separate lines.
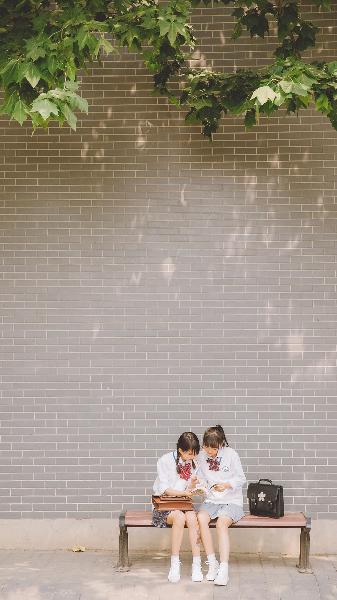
257, 478, 273, 485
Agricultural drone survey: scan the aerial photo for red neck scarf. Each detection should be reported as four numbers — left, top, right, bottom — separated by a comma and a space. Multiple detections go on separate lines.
177, 461, 192, 481
206, 456, 221, 471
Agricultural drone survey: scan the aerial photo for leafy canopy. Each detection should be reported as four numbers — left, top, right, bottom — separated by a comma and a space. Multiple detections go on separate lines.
0, 0, 335, 136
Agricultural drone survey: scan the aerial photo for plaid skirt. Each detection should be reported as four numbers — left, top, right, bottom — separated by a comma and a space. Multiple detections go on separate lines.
152, 509, 171, 528
198, 502, 245, 523
152, 508, 196, 528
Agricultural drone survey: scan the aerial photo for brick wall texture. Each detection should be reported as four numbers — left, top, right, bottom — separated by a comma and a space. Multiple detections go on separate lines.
0, 2, 337, 520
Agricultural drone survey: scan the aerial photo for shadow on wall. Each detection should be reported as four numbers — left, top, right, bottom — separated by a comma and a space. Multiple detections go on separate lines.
1, 55, 337, 405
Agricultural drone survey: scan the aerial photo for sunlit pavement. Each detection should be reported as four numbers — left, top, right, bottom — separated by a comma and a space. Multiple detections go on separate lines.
0, 550, 336, 600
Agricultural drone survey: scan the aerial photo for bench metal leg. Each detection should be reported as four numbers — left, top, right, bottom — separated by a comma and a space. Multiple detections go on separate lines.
116, 512, 130, 572
297, 517, 312, 574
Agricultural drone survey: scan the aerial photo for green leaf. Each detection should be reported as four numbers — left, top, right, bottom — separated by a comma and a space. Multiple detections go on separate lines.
158, 19, 171, 37
67, 93, 88, 114
244, 108, 256, 128
158, 17, 188, 45
232, 22, 243, 40
273, 91, 287, 107
77, 27, 89, 50
30, 111, 48, 129
66, 60, 76, 81
298, 74, 317, 89
297, 94, 311, 108
326, 61, 337, 76
251, 85, 277, 105
315, 93, 331, 113
0, 59, 19, 87
290, 82, 310, 96
26, 38, 46, 61
185, 111, 200, 124
86, 33, 100, 55
279, 80, 293, 94
313, 0, 331, 8
279, 80, 312, 96
0, 92, 18, 116
61, 104, 77, 130
12, 100, 27, 125
47, 89, 67, 101
168, 95, 181, 106
168, 23, 179, 46
47, 54, 59, 75
191, 98, 213, 110
31, 98, 59, 119
64, 81, 79, 93
22, 62, 41, 88
99, 37, 114, 55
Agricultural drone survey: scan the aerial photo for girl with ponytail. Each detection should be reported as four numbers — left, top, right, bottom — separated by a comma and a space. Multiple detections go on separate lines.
197, 425, 246, 587
152, 432, 203, 583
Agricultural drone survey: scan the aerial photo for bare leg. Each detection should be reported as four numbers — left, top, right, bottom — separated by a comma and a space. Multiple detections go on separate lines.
216, 516, 233, 562
166, 510, 186, 555
197, 510, 214, 555
185, 511, 201, 557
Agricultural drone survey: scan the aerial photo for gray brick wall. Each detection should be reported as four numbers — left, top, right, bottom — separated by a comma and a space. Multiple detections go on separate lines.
0, 2, 337, 520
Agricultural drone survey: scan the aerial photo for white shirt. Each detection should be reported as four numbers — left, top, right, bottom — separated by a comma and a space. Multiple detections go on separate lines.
197, 447, 246, 506
153, 451, 197, 495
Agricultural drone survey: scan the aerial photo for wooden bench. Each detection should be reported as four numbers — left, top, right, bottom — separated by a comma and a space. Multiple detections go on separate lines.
116, 510, 312, 574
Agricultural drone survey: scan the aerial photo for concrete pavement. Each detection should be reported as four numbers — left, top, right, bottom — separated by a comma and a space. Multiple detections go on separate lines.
0, 550, 336, 600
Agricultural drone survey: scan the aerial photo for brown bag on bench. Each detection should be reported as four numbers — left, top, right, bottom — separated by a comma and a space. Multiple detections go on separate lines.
152, 495, 194, 511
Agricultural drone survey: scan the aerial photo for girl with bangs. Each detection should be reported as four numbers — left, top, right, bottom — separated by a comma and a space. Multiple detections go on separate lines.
152, 431, 203, 583
197, 425, 246, 587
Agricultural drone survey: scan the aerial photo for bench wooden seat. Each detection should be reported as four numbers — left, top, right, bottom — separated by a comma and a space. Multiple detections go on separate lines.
117, 510, 311, 573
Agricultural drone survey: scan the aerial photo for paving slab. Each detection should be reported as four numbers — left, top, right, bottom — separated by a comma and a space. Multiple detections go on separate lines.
0, 551, 336, 600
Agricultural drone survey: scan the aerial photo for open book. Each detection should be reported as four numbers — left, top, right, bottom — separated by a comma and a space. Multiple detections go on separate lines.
190, 483, 208, 496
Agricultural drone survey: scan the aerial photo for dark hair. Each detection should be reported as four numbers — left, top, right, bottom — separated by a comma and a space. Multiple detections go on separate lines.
176, 431, 200, 472
203, 424, 229, 449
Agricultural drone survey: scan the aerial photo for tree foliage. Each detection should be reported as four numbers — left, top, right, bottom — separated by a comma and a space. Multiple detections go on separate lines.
0, 0, 335, 136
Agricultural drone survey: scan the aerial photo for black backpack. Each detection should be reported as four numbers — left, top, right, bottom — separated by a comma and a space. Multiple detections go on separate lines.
247, 478, 284, 518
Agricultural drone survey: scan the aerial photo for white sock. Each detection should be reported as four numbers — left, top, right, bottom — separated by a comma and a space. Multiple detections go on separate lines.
192, 556, 201, 564
207, 553, 216, 563
219, 561, 228, 573
171, 555, 180, 565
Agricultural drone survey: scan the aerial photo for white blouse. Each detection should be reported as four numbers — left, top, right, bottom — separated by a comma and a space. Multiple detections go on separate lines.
153, 451, 197, 495
197, 447, 246, 506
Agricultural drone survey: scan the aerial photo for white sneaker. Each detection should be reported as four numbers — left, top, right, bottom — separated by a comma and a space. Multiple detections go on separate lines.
205, 558, 219, 581
168, 560, 181, 583
214, 563, 229, 586
191, 562, 203, 582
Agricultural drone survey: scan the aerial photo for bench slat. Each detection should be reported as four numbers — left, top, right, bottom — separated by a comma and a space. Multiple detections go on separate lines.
124, 511, 307, 528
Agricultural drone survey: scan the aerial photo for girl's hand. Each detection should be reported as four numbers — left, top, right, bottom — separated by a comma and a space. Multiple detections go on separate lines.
162, 489, 193, 498
186, 475, 199, 491
182, 490, 193, 498
187, 475, 199, 489
191, 487, 206, 496
212, 482, 232, 492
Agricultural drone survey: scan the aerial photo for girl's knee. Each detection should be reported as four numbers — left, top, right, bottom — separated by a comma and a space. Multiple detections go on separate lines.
216, 517, 232, 529
185, 511, 198, 526
171, 510, 186, 525
197, 511, 210, 525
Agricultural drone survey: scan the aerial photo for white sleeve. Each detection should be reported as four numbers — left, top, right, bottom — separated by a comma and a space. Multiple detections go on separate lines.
154, 455, 171, 495
228, 451, 246, 492
195, 457, 209, 486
